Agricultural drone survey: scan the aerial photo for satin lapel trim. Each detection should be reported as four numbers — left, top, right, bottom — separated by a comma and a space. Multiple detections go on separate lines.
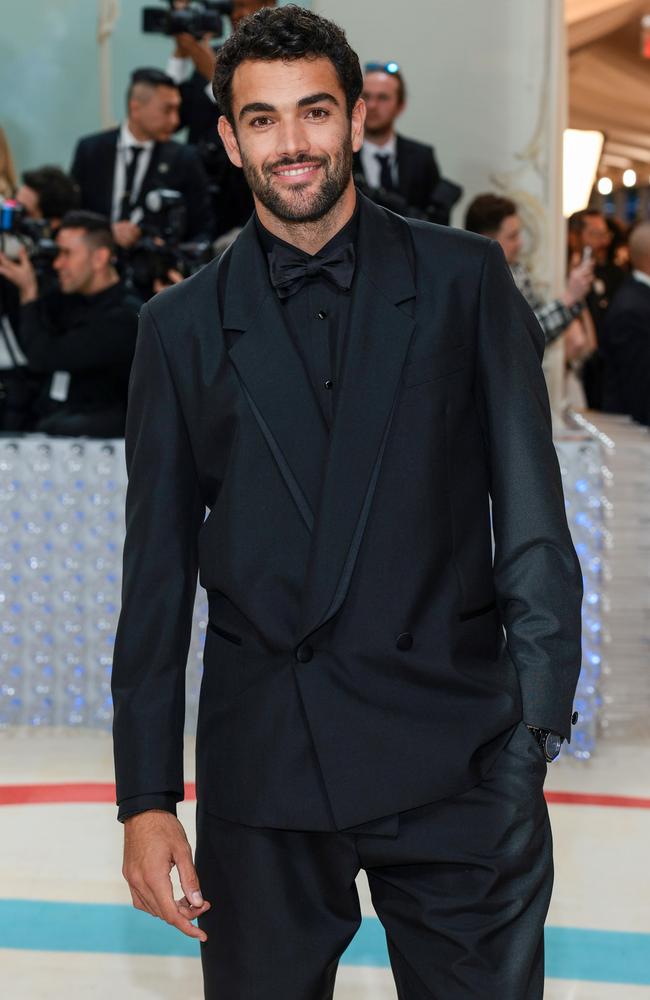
226, 239, 329, 526
297, 268, 415, 639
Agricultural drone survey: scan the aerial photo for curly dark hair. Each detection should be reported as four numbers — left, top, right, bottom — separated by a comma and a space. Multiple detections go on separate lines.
212, 5, 363, 127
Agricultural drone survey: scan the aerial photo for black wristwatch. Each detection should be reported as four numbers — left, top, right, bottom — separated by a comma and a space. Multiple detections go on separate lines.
526, 725, 563, 762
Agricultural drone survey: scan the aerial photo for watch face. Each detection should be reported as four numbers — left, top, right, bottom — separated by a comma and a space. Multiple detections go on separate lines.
545, 732, 563, 761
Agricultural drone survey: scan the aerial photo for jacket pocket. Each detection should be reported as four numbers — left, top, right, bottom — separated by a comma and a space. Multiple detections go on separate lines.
207, 621, 243, 646
402, 344, 470, 388
458, 600, 497, 622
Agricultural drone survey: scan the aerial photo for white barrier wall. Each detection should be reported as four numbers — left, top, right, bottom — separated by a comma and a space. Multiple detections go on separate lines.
0, 433, 606, 759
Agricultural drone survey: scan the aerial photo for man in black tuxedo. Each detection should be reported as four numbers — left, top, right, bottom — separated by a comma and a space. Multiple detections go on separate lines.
353, 62, 441, 217
70, 68, 213, 249
112, 8, 583, 999
600, 221, 650, 426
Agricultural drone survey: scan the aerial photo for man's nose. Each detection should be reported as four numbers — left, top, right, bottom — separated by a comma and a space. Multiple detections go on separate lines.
275, 120, 310, 161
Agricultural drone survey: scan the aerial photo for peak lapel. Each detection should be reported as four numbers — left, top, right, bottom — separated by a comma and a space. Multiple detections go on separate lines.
225, 220, 329, 530
298, 196, 416, 639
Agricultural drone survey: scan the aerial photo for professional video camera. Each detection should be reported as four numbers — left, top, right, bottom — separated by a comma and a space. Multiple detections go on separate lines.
142, 0, 233, 39
0, 199, 58, 283
122, 187, 212, 297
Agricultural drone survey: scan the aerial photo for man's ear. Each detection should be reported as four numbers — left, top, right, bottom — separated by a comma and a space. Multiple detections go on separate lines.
351, 98, 366, 155
218, 115, 243, 168
93, 245, 112, 272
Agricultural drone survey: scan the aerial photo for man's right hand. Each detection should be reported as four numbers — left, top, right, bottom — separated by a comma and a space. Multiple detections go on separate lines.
122, 810, 211, 942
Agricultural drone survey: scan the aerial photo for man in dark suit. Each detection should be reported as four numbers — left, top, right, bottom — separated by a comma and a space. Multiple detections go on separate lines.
112, 9, 583, 999
600, 221, 650, 426
352, 62, 441, 217
70, 68, 213, 249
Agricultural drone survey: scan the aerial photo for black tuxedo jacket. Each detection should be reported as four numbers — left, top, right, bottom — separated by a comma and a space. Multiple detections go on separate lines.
601, 275, 650, 426
70, 128, 213, 241
112, 193, 583, 831
353, 134, 441, 212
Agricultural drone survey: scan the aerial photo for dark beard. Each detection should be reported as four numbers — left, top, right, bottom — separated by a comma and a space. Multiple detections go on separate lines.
240, 137, 353, 224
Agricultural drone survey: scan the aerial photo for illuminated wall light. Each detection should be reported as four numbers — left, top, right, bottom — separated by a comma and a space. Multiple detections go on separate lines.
623, 168, 637, 188
563, 129, 605, 217
597, 177, 613, 196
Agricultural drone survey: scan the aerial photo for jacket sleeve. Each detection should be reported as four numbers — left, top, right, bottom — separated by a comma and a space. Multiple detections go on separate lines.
111, 302, 205, 817
475, 240, 583, 739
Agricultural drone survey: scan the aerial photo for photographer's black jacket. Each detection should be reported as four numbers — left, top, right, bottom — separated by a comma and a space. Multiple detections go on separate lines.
18, 281, 139, 434
71, 129, 214, 241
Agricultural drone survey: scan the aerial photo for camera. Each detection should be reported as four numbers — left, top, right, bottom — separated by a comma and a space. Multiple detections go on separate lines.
121, 188, 212, 297
142, 0, 233, 39
0, 199, 59, 285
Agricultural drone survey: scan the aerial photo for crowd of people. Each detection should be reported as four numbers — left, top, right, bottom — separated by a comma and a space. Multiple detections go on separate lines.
0, 0, 647, 439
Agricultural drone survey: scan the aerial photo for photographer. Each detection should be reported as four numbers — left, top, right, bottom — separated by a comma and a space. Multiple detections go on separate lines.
0, 211, 139, 438
0, 166, 80, 429
70, 68, 213, 250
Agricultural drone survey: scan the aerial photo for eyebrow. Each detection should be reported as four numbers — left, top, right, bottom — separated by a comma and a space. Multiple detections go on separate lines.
238, 91, 340, 121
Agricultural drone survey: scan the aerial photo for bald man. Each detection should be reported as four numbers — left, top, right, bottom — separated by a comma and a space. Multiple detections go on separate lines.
600, 222, 650, 426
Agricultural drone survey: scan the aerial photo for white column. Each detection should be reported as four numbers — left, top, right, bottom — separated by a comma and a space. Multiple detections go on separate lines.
313, 0, 568, 410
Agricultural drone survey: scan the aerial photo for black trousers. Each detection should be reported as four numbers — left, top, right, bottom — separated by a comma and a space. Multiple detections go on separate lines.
195, 720, 553, 999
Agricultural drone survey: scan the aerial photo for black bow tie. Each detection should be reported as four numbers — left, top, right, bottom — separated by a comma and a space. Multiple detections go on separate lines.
268, 242, 356, 299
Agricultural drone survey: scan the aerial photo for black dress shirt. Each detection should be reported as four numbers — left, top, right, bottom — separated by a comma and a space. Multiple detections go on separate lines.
255, 203, 360, 430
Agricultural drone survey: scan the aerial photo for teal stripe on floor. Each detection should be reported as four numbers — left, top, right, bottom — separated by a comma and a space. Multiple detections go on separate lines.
1, 901, 649, 985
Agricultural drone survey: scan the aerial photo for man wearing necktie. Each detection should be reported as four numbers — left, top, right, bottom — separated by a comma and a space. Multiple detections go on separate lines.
71, 68, 213, 250
353, 62, 442, 215
112, 8, 583, 999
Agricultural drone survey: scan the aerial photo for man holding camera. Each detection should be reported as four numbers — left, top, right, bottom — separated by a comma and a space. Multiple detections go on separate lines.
0, 210, 139, 437
71, 68, 213, 250
0, 165, 81, 429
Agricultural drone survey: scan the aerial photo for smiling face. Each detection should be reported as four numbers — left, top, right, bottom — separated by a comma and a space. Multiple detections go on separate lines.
218, 56, 365, 227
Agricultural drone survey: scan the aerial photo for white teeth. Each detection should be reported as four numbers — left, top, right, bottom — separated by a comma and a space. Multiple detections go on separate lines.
277, 166, 316, 177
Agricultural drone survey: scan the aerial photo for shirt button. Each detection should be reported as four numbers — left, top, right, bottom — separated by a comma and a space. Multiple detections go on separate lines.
324, 379, 334, 390
317, 310, 327, 320
396, 632, 413, 651
295, 643, 313, 663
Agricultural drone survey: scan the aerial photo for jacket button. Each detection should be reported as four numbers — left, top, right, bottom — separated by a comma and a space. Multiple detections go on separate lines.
396, 632, 413, 651
296, 643, 313, 663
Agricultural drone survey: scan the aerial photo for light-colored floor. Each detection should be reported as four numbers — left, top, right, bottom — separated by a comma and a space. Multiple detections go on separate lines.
1, 729, 649, 998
